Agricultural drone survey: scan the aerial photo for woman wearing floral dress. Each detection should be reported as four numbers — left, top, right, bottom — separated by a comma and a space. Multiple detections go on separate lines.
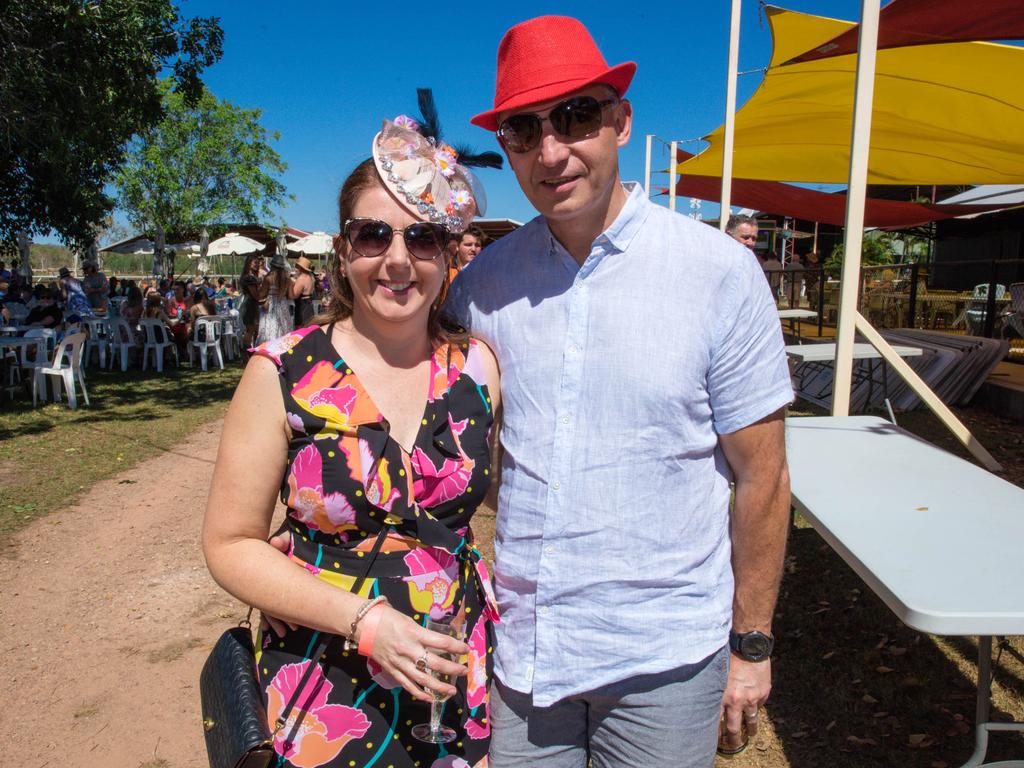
203, 115, 499, 768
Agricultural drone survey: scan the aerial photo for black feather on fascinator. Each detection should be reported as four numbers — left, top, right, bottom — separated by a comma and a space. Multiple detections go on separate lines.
415, 88, 504, 170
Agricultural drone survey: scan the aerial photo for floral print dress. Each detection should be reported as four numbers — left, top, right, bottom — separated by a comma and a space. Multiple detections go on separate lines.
251, 325, 498, 768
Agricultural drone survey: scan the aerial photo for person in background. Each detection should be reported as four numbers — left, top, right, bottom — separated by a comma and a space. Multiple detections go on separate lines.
143, 292, 174, 326
187, 287, 217, 341
81, 260, 109, 314
760, 250, 784, 299
26, 287, 63, 329
214, 277, 228, 298
726, 213, 759, 251
120, 285, 145, 327
165, 280, 191, 350
58, 266, 93, 323
457, 226, 485, 267
238, 254, 263, 352
288, 255, 316, 328
255, 253, 293, 344
108, 274, 120, 298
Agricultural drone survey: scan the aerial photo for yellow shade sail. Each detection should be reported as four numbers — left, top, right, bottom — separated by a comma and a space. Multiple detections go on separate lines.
677, 6, 1024, 185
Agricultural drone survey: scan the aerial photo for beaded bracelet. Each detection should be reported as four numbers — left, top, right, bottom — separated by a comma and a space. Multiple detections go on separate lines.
342, 595, 389, 652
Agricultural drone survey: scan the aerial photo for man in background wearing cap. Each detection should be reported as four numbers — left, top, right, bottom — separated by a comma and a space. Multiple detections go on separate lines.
446, 15, 793, 766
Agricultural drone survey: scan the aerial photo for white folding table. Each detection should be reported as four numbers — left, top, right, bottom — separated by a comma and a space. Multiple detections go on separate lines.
786, 342, 922, 408
777, 308, 817, 342
786, 416, 1024, 767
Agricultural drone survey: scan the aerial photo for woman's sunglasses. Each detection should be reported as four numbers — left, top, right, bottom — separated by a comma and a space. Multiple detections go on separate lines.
497, 96, 618, 154
342, 218, 450, 261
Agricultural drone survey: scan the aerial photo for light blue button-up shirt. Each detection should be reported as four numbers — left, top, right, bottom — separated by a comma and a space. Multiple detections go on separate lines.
446, 182, 793, 706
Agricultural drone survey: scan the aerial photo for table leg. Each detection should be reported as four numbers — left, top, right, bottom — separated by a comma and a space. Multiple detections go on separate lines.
957, 636, 1024, 768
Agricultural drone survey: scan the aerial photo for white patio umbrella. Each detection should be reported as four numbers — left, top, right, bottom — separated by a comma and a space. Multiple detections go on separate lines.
207, 232, 264, 278
206, 232, 264, 256
286, 231, 334, 256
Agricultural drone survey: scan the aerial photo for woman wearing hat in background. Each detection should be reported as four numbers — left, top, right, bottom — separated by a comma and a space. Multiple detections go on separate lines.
288, 254, 317, 328
256, 252, 293, 344
203, 112, 500, 768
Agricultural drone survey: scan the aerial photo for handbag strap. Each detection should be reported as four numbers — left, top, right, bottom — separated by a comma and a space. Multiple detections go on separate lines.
273, 524, 389, 734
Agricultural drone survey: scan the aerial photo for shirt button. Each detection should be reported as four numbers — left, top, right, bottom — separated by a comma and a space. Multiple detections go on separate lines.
568, 344, 577, 353
561, 416, 569, 424
539, 606, 549, 614
544, 545, 555, 554
552, 481, 560, 490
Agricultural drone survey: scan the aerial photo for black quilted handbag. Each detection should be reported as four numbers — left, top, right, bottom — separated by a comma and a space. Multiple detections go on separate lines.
199, 623, 275, 768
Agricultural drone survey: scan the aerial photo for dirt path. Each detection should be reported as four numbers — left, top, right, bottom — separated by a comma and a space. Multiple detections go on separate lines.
0, 419, 247, 768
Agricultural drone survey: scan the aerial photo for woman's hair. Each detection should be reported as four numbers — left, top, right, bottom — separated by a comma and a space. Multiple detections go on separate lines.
125, 285, 143, 307
145, 293, 164, 314
314, 157, 465, 344
192, 288, 216, 314
240, 254, 260, 282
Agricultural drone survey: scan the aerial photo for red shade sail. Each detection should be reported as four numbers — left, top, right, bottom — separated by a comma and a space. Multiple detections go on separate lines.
784, 0, 1024, 65
670, 150, 1014, 228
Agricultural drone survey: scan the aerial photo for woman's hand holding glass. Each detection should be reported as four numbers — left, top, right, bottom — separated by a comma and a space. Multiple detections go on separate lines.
356, 607, 468, 704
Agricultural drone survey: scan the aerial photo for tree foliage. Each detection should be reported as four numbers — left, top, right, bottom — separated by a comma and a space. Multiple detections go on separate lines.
826, 233, 897, 278
113, 80, 290, 243
0, 0, 223, 246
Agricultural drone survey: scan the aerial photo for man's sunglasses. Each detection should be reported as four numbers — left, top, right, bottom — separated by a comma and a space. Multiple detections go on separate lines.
497, 96, 618, 153
342, 218, 450, 261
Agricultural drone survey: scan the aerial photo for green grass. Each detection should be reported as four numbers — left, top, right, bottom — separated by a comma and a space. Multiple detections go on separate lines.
0, 360, 242, 545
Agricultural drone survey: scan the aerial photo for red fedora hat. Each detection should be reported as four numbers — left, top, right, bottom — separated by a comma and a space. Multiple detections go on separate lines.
471, 16, 637, 132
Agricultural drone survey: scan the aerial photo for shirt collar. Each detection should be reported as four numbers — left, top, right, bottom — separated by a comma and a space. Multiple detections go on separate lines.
542, 181, 652, 259
602, 181, 650, 253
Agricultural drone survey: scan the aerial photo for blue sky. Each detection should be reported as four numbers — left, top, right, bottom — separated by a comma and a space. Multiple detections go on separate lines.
108, 0, 867, 240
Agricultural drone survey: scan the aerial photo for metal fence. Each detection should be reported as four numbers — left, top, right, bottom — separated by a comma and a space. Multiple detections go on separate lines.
772, 259, 1024, 359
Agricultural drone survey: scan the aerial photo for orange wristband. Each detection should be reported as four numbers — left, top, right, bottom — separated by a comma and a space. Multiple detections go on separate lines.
356, 601, 387, 657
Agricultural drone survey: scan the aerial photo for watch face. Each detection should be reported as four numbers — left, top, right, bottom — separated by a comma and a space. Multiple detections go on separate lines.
741, 633, 771, 660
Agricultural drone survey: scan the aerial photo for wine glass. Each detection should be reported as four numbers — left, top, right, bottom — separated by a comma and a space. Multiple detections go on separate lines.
411, 620, 462, 744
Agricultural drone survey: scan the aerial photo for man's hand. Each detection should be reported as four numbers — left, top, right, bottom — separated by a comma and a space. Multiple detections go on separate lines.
720, 656, 770, 751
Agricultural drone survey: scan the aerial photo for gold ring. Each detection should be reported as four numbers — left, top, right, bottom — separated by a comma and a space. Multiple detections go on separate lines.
415, 652, 428, 672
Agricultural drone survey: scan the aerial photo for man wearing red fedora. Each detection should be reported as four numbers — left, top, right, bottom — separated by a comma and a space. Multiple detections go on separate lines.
448, 15, 792, 766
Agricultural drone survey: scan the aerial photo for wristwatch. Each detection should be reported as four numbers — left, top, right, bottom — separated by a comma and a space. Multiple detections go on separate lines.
729, 630, 774, 662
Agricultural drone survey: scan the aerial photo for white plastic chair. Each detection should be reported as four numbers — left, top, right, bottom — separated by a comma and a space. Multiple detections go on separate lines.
140, 318, 179, 372
82, 316, 111, 368
218, 309, 241, 360
24, 332, 89, 409
965, 283, 1008, 336
1004, 282, 1024, 339
189, 316, 224, 371
106, 317, 141, 371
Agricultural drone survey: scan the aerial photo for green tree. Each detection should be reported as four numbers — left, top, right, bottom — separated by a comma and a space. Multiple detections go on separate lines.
826, 233, 896, 278
0, 0, 223, 247
114, 81, 290, 243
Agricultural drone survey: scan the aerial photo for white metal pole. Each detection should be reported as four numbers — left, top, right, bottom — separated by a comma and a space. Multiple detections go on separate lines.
644, 134, 653, 197
832, 0, 881, 416
719, 0, 742, 231
669, 140, 678, 212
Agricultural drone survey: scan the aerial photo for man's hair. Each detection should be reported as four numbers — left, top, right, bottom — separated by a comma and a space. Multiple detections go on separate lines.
459, 226, 485, 244
725, 214, 758, 234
